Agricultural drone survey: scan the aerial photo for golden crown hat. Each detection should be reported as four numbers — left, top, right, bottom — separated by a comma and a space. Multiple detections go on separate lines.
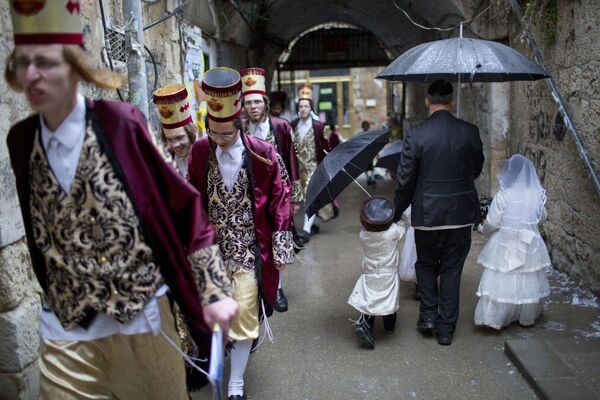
201, 67, 242, 122
240, 67, 266, 97
297, 83, 313, 103
10, 0, 84, 45
153, 84, 193, 129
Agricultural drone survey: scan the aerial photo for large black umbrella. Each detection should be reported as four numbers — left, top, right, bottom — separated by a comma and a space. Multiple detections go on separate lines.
305, 129, 390, 218
377, 32, 549, 116
377, 37, 548, 83
375, 140, 403, 171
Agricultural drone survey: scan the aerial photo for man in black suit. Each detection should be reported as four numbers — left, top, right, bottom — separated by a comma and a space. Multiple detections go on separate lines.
394, 80, 484, 345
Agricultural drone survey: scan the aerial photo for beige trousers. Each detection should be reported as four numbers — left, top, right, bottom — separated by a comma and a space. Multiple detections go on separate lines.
39, 296, 188, 400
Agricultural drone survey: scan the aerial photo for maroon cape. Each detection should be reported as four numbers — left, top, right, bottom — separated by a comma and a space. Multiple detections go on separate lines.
269, 116, 299, 184
187, 134, 291, 308
6, 99, 219, 337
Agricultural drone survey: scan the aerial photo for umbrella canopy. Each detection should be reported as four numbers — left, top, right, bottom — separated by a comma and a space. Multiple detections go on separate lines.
305, 128, 390, 218
375, 140, 403, 171
377, 37, 548, 83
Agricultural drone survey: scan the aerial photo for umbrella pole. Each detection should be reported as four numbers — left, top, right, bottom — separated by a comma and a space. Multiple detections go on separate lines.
456, 22, 463, 118
341, 167, 372, 197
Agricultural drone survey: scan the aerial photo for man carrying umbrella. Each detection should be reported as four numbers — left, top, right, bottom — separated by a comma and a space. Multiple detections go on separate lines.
291, 84, 330, 240
240, 67, 302, 312
393, 80, 484, 346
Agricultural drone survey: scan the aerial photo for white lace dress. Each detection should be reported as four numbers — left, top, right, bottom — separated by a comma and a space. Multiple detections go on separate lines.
348, 222, 406, 316
474, 189, 551, 329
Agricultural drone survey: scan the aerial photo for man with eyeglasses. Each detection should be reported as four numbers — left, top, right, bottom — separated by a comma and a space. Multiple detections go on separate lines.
4, 4, 236, 398
188, 67, 294, 400
240, 68, 302, 313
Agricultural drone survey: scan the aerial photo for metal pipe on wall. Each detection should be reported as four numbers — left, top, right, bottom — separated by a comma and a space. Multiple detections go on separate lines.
123, 0, 149, 117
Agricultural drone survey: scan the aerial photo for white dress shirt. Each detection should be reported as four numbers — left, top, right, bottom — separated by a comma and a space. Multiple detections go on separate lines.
297, 118, 312, 141
40, 93, 86, 193
174, 155, 189, 178
38, 92, 168, 341
248, 120, 270, 140
216, 136, 244, 192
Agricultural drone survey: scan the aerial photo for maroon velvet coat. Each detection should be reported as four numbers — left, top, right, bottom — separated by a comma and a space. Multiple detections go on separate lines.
6, 99, 218, 337
269, 116, 299, 184
291, 117, 328, 163
187, 134, 291, 308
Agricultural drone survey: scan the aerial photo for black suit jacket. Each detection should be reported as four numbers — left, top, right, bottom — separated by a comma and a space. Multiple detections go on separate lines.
394, 110, 484, 227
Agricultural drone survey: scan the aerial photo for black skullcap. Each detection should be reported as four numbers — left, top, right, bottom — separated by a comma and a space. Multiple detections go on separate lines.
427, 79, 453, 97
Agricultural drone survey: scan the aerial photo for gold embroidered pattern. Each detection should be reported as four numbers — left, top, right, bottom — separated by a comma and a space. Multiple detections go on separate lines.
293, 125, 318, 199
187, 244, 231, 305
207, 162, 258, 272
272, 231, 294, 265
29, 125, 163, 329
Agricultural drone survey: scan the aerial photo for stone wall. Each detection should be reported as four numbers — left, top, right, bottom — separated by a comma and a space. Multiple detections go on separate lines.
351, 67, 389, 131
507, 0, 600, 294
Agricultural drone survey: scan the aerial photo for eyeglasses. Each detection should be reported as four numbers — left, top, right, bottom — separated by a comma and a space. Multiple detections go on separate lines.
244, 99, 264, 107
9, 57, 65, 73
207, 129, 238, 137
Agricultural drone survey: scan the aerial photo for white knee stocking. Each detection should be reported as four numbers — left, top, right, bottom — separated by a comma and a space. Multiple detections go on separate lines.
228, 339, 252, 397
303, 213, 316, 233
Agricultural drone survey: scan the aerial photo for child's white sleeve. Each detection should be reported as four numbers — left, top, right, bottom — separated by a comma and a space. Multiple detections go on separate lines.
394, 220, 407, 240
480, 192, 504, 235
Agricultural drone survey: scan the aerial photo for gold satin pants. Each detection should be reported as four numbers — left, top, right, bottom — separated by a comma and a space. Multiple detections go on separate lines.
228, 269, 260, 342
39, 296, 188, 400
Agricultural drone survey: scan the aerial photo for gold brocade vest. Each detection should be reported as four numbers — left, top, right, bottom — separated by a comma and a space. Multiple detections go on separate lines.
207, 161, 258, 271
29, 125, 164, 329
293, 125, 317, 195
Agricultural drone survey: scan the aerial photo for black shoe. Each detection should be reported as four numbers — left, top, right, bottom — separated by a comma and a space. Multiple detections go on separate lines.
293, 238, 306, 254
273, 288, 288, 312
250, 337, 259, 353
228, 393, 246, 400
310, 225, 320, 235
383, 313, 397, 334
298, 230, 311, 242
436, 332, 453, 346
413, 283, 421, 301
295, 234, 309, 245
416, 318, 436, 334
356, 320, 375, 349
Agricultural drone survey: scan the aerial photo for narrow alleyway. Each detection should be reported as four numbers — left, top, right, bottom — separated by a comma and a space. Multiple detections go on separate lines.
194, 177, 600, 400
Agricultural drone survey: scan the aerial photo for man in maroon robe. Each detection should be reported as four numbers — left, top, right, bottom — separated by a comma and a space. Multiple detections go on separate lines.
188, 67, 294, 400
291, 84, 332, 239
240, 67, 302, 312
4, 3, 236, 398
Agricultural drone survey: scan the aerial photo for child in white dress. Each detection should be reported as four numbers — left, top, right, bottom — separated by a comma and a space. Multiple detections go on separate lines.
348, 196, 407, 349
474, 154, 551, 329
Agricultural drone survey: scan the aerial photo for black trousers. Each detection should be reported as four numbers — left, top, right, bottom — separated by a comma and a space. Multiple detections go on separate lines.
414, 226, 471, 334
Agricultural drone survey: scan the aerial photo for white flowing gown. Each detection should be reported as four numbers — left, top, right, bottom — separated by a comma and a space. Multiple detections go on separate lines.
474, 155, 551, 329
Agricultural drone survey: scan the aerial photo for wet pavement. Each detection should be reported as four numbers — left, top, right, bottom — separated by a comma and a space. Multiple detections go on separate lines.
193, 177, 600, 400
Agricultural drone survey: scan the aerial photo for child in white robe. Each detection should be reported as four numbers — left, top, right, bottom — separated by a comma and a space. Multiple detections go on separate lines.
474, 154, 551, 329
348, 196, 407, 349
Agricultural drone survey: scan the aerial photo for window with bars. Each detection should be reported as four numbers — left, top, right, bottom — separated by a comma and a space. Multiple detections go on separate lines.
105, 27, 127, 65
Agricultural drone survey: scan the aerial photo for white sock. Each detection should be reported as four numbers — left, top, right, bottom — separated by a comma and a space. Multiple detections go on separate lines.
228, 339, 252, 397
278, 273, 283, 290
303, 214, 316, 233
